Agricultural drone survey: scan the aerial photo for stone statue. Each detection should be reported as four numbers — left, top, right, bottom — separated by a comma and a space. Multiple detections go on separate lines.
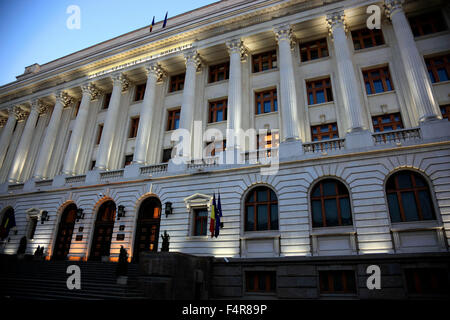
161, 231, 170, 252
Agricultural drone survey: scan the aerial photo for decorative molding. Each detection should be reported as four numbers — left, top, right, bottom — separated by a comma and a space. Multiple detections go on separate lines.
55, 91, 74, 109
81, 83, 102, 101
184, 50, 202, 71
326, 10, 348, 38
12, 105, 28, 121
31, 99, 49, 115
226, 39, 249, 61
384, 0, 403, 20
112, 73, 131, 93
145, 63, 166, 82
273, 24, 296, 50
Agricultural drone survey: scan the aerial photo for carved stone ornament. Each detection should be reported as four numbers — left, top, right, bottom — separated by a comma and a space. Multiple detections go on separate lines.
11, 106, 28, 121
112, 73, 131, 93
326, 10, 348, 38
273, 25, 296, 50
31, 99, 49, 115
184, 50, 202, 71
384, 0, 403, 20
55, 91, 74, 108
226, 39, 249, 61
145, 63, 166, 82
81, 83, 102, 101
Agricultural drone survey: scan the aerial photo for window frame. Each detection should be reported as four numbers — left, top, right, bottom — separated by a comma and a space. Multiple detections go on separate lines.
310, 123, 339, 141
252, 50, 277, 73
245, 271, 277, 293
319, 270, 357, 294
351, 28, 385, 50
169, 73, 185, 92
363, 66, 394, 95
166, 108, 181, 131
386, 171, 436, 223
208, 99, 228, 123
244, 186, 279, 232
255, 88, 278, 114
193, 207, 209, 237
306, 78, 333, 105
209, 61, 230, 83
134, 83, 146, 102
299, 38, 329, 62
128, 117, 140, 138
310, 178, 353, 228
440, 104, 450, 120
96, 124, 104, 145
103, 92, 112, 109
408, 11, 447, 37
371, 112, 404, 132
425, 54, 450, 83
124, 154, 133, 167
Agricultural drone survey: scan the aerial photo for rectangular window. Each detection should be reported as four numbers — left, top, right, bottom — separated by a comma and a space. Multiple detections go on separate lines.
351, 28, 384, 50
129, 117, 140, 138
209, 99, 228, 123
255, 89, 277, 114
405, 268, 449, 295
245, 271, 276, 293
209, 62, 229, 83
96, 124, 103, 145
306, 78, 333, 105
90, 160, 96, 170
372, 113, 404, 132
409, 11, 447, 37
363, 67, 394, 94
169, 73, 185, 92
257, 130, 280, 149
167, 108, 181, 131
252, 50, 277, 73
193, 208, 208, 236
134, 84, 146, 101
300, 38, 329, 62
206, 140, 226, 157
311, 123, 339, 141
74, 100, 81, 117
162, 148, 173, 163
319, 270, 357, 294
103, 92, 112, 109
440, 104, 450, 120
425, 54, 450, 83
124, 154, 133, 167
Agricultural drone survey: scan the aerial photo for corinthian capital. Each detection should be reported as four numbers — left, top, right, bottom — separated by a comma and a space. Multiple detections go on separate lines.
31, 99, 49, 115
226, 39, 248, 61
81, 83, 102, 101
384, 0, 403, 20
11, 106, 28, 121
145, 63, 166, 82
112, 73, 131, 93
55, 90, 74, 108
274, 25, 296, 49
326, 10, 348, 36
184, 50, 202, 71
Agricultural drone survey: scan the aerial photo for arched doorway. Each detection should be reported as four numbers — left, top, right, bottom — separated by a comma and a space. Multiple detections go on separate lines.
53, 203, 77, 260
90, 200, 116, 261
133, 197, 161, 261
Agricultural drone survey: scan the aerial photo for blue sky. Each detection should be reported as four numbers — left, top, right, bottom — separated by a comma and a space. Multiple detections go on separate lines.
0, 0, 216, 86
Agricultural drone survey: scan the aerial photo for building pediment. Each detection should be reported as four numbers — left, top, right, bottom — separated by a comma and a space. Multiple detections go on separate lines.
184, 193, 212, 210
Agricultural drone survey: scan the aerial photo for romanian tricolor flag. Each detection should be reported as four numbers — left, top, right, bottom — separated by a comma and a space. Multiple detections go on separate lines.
149, 16, 155, 32
209, 193, 216, 238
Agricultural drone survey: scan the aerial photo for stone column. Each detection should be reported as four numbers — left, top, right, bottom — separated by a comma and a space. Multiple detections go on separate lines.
133, 63, 165, 164
0, 106, 21, 168
226, 39, 247, 148
8, 100, 48, 183
179, 50, 201, 158
274, 25, 301, 141
63, 83, 101, 175
327, 11, 367, 132
34, 91, 73, 179
96, 73, 130, 170
385, 0, 441, 122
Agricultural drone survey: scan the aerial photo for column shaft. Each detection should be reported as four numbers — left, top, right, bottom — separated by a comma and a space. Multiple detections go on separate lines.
386, 0, 440, 121
0, 107, 19, 168
133, 64, 164, 164
34, 92, 72, 179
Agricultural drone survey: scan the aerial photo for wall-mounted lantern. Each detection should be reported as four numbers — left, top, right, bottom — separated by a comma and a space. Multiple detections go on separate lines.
165, 202, 173, 218
117, 205, 126, 220
40, 211, 49, 224
76, 208, 84, 222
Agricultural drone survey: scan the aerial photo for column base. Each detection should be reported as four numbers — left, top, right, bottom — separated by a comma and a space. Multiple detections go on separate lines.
419, 119, 450, 140
85, 169, 100, 184
344, 129, 374, 150
124, 163, 141, 178
279, 139, 303, 161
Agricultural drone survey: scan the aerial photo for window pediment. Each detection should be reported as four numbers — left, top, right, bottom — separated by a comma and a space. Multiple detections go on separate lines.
184, 193, 212, 210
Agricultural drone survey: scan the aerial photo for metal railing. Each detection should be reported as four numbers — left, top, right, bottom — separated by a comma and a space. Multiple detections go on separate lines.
65, 175, 86, 184
35, 179, 53, 187
187, 156, 219, 169
303, 138, 345, 153
100, 169, 124, 180
372, 127, 421, 145
140, 163, 168, 175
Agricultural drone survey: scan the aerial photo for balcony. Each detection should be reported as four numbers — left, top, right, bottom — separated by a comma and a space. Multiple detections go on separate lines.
372, 127, 421, 145
65, 175, 86, 184
99, 169, 124, 181
187, 156, 219, 169
140, 163, 168, 175
303, 138, 345, 154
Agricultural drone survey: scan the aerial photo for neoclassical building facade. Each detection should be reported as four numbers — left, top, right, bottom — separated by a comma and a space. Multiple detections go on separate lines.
1, 0, 450, 298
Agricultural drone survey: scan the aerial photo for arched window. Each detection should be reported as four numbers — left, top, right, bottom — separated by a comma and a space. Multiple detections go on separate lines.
245, 186, 278, 231
311, 179, 352, 228
386, 171, 436, 222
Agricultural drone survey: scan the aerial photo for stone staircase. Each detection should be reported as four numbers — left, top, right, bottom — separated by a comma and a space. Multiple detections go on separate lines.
0, 254, 146, 300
